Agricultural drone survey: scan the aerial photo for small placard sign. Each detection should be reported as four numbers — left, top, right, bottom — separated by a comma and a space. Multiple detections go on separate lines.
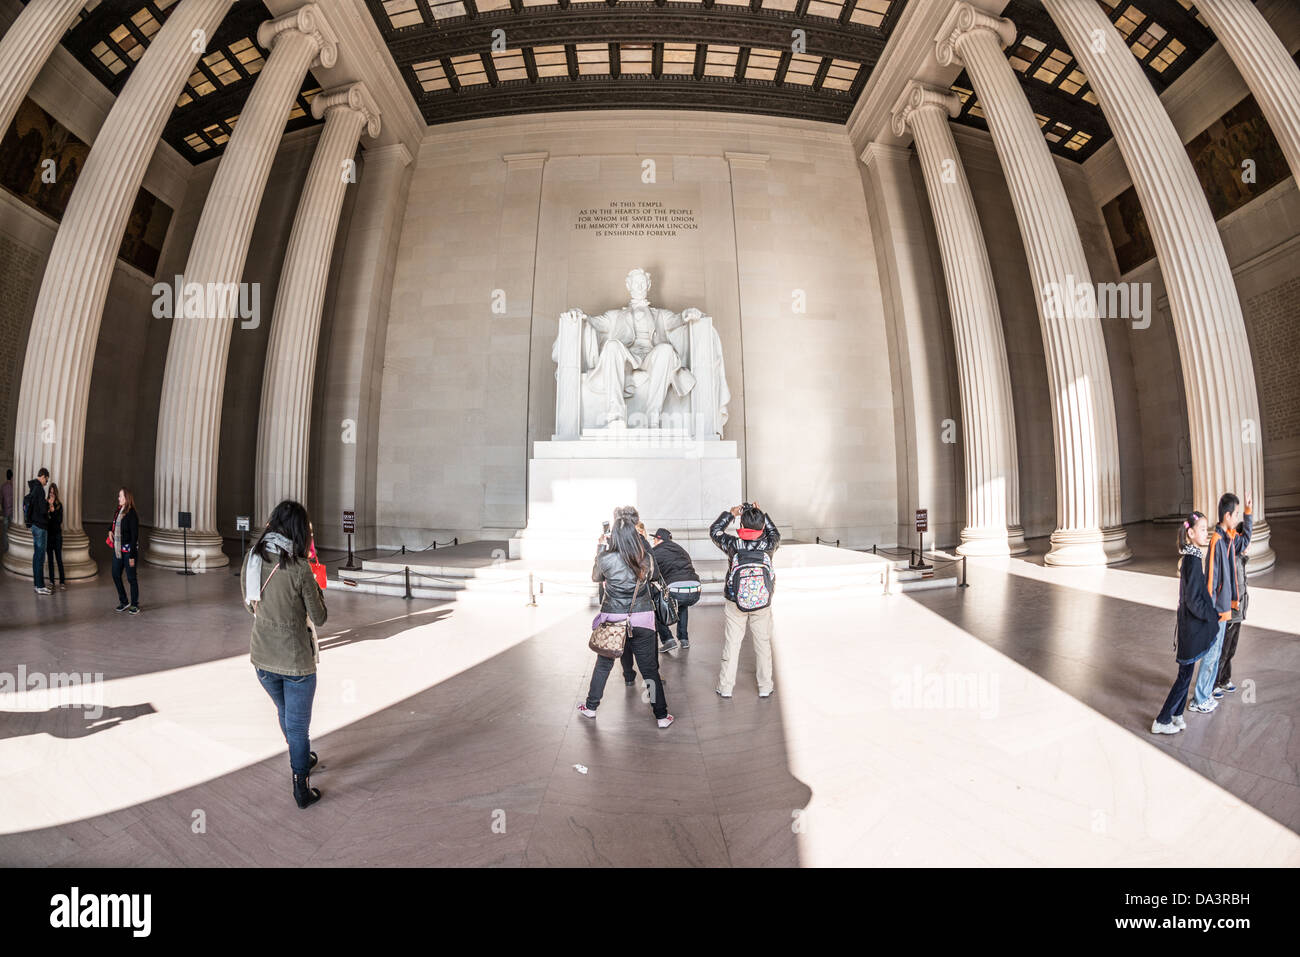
177, 511, 192, 530
343, 509, 355, 534
915, 509, 928, 533
235, 515, 250, 532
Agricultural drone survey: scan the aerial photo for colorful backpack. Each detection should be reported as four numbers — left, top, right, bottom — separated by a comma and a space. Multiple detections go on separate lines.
728, 548, 774, 611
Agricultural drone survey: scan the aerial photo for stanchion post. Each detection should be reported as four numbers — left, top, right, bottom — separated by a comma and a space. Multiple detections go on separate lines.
404, 566, 411, 600
883, 561, 891, 596
960, 555, 969, 588
527, 573, 537, 607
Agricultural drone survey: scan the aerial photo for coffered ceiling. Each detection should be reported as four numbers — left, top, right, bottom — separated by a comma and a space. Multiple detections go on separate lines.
19, 0, 1232, 163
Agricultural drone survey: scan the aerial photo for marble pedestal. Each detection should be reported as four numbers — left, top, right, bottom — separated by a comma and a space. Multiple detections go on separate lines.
511, 429, 742, 561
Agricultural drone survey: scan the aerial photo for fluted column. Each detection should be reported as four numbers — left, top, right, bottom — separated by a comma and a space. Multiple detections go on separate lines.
0, 0, 83, 137
3, 0, 234, 582
254, 83, 380, 523
1197, 0, 1300, 186
892, 81, 1026, 557
148, 4, 338, 569
936, 2, 1130, 565
1043, 0, 1274, 570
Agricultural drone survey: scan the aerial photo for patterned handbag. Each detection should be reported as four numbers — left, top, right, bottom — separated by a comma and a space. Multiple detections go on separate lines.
588, 576, 643, 658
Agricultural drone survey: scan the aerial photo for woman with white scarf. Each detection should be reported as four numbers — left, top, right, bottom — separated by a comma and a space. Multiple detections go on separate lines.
241, 500, 328, 808
1151, 510, 1221, 735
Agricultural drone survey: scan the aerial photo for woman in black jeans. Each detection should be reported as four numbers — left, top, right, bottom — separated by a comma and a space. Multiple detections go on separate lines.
578, 509, 674, 728
46, 483, 66, 588
110, 488, 140, 614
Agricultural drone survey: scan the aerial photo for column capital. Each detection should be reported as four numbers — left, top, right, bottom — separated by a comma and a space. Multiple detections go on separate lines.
859, 140, 911, 169
890, 80, 961, 137
257, 3, 338, 70
312, 82, 382, 138
934, 2, 1016, 67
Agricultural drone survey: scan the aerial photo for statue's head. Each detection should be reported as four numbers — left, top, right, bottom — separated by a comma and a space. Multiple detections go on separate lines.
625, 268, 651, 300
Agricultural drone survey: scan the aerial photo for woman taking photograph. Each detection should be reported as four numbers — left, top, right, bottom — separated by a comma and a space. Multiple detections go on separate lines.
109, 488, 140, 613
241, 500, 328, 809
46, 483, 66, 589
578, 507, 673, 729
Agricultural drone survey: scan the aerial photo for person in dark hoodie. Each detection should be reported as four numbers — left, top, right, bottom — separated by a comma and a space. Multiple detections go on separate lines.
45, 482, 66, 588
1214, 499, 1253, 700
24, 468, 51, 595
1152, 511, 1220, 734
651, 528, 701, 652
1188, 492, 1252, 713
710, 502, 781, 699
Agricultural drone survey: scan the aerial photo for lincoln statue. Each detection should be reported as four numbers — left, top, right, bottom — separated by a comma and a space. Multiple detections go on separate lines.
552, 267, 730, 433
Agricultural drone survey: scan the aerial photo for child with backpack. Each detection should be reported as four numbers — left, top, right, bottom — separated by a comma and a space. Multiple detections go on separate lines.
710, 502, 780, 699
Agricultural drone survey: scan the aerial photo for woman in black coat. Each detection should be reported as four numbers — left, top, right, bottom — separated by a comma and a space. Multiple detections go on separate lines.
109, 487, 141, 614
578, 508, 673, 728
1152, 511, 1220, 733
45, 483, 66, 588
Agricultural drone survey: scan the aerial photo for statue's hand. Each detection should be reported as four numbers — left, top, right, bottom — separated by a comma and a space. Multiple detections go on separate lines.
561, 308, 587, 323
682, 307, 703, 322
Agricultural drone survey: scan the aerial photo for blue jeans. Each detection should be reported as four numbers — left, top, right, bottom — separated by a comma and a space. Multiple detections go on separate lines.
30, 526, 47, 588
256, 668, 317, 774
1193, 620, 1227, 706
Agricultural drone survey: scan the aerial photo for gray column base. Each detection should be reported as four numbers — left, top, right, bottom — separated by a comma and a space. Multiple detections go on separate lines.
144, 528, 230, 571
957, 524, 1029, 556
1045, 525, 1132, 566
3, 526, 99, 580
1245, 520, 1276, 574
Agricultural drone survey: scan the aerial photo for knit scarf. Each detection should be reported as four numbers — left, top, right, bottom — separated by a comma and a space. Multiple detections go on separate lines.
1179, 543, 1203, 559
244, 532, 294, 606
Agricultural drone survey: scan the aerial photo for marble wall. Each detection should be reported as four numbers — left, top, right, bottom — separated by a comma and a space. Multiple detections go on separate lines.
377, 111, 898, 548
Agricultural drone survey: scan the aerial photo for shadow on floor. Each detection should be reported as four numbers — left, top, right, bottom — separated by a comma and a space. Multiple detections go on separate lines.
905, 567, 1300, 835
0, 602, 811, 867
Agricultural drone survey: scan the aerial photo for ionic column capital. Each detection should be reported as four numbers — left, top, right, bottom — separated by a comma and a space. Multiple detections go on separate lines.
257, 3, 339, 69
934, 2, 1016, 67
890, 80, 961, 138
311, 82, 382, 139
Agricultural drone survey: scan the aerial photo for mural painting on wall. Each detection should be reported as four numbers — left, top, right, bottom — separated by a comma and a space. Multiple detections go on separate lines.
1104, 93, 1290, 275
0, 98, 173, 275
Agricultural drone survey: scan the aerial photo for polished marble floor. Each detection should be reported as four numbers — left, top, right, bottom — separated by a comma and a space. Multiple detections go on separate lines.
0, 519, 1296, 866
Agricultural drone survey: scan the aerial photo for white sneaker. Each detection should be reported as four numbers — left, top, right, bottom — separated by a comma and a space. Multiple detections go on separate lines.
657, 714, 675, 729
1187, 699, 1218, 714
1151, 719, 1180, 735
34, 586, 52, 595
1172, 715, 1186, 729
758, 689, 774, 699
577, 703, 596, 719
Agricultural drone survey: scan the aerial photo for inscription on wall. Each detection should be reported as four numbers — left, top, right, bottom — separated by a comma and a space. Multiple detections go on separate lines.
0, 233, 42, 459
572, 200, 698, 238
1245, 276, 1300, 442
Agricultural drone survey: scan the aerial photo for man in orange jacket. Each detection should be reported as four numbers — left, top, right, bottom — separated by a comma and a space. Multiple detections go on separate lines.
1189, 492, 1252, 713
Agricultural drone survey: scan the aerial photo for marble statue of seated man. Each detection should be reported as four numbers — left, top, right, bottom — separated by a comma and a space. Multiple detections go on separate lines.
558, 267, 701, 429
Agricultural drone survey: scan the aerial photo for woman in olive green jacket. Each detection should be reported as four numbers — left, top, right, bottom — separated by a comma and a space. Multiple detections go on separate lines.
241, 500, 328, 809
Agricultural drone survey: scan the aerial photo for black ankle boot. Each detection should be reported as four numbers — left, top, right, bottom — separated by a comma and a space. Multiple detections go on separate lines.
309, 751, 318, 770
293, 772, 321, 809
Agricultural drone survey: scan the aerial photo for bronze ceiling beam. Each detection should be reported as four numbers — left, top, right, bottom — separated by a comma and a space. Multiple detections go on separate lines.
419, 76, 852, 124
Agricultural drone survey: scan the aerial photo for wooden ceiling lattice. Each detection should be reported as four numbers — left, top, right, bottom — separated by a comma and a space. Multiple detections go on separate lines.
38, 0, 324, 163
365, 0, 905, 125
15, 1, 1233, 164
950, 0, 1217, 161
